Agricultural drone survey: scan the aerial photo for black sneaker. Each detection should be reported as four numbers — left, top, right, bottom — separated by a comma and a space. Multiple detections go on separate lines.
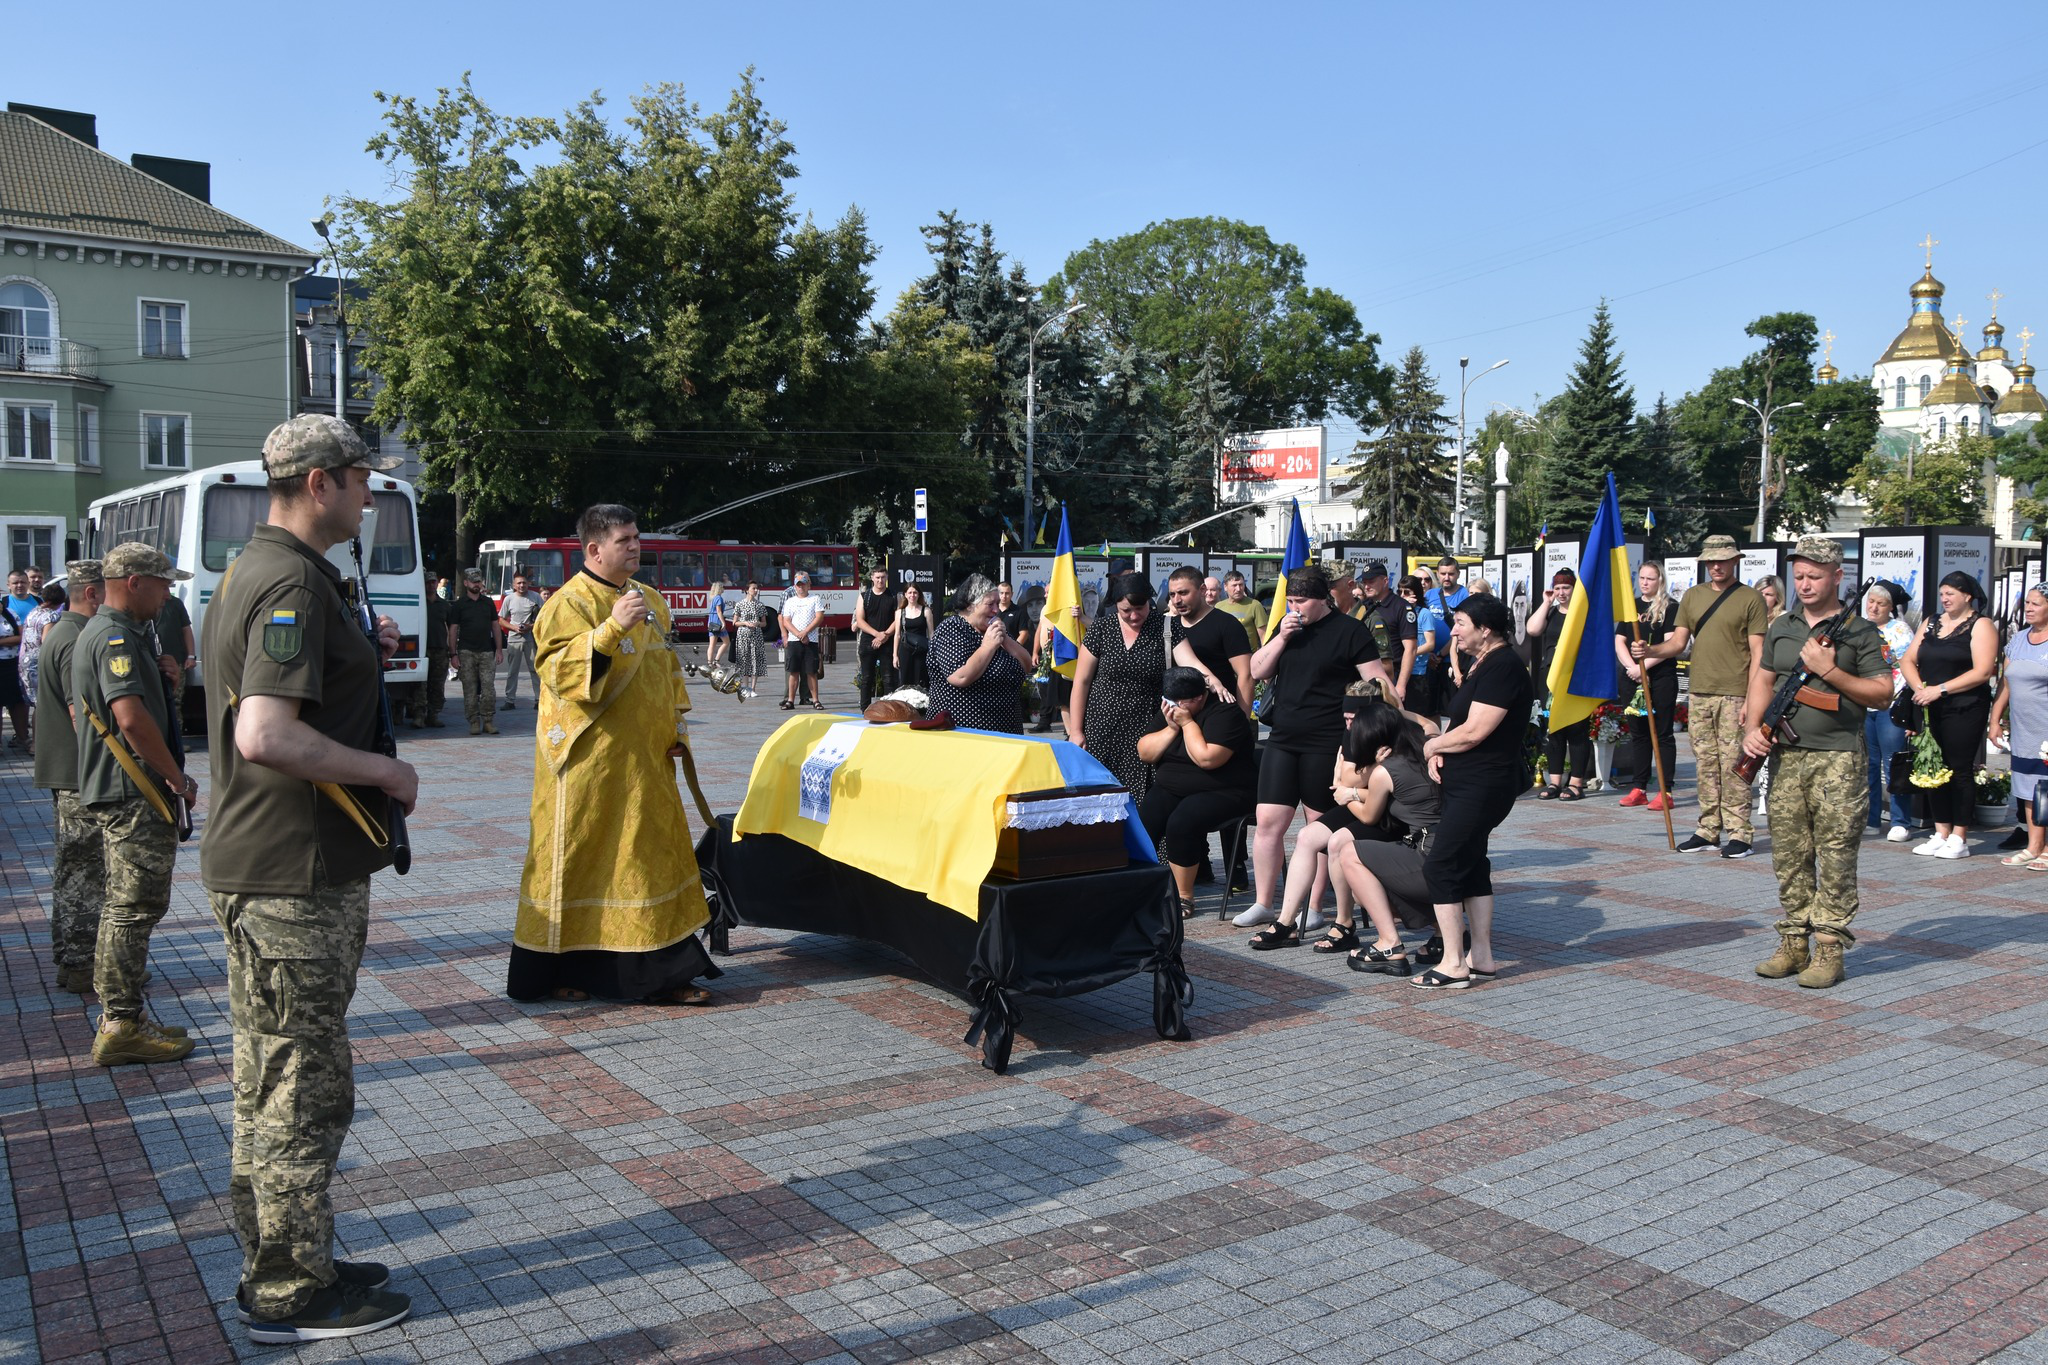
1721, 839, 1754, 860
1675, 835, 1719, 853
246, 1281, 409, 1343
236, 1262, 392, 1324
1192, 861, 1216, 885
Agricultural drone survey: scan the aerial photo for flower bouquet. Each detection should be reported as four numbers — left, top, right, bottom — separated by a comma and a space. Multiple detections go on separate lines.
1591, 699, 1628, 746
1907, 726, 1952, 789
1976, 768, 2012, 805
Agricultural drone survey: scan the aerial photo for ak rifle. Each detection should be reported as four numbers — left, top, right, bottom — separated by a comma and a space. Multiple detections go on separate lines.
1734, 610, 1848, 784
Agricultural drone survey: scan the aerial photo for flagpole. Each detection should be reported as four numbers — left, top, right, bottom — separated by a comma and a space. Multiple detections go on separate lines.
1628, 616, 1676, 850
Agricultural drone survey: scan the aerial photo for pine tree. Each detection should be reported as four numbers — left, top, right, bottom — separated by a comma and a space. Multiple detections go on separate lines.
1541, 302, 1638, 535
1634, 394, 1704, 558
1352, 346, 1454, 550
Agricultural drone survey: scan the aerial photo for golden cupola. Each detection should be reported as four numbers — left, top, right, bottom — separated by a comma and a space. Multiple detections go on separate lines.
1923, 314, 1986, 407
1979, 290, 2010, 362
1816, 328, 1839, 383
1995, 327, 2047, 417
1879, 265, 1962, 364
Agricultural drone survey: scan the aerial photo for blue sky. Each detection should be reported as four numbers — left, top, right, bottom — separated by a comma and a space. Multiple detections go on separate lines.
27, 0, 2048, 449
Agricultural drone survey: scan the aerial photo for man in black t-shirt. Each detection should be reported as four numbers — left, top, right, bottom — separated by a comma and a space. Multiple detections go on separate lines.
1236, 565, 1392, 925
995, 582, 1028, 641
1164, 566, 1253, 716
854, 569, 897, 708
1136, 667, 1258, 915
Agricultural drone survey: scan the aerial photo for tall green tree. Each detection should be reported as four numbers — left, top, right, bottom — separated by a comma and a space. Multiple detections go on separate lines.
1996, 425, 2047, 534
1852, 435, 1990, 525
1351, 347, 1454, 549
1539, 303, 1637, 536
1634, 395, 1705, 558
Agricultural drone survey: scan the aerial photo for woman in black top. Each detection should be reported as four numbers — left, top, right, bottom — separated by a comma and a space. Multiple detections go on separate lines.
894, 584, 932, 690
1525, 568, 1592, 799
1415, 593, 1532, 989
1900, 571, 2001, 852
926, 574, 1033, 732
1613, 560, 1680, 809
1072, 574, 1170, 801
1136, 667, 1258, 918
1323, 701, 1443, 971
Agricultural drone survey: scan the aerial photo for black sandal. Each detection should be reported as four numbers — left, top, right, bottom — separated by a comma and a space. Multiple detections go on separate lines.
1409, 968, 1472, 990
1559, 784, 1584, 802
779, 699, 795, 710
1347, 942, 1410, 976
1178, 898, 1197, 920
1537, 785, 1560, 800
1311, 923, 1359, 954
1249, 921, 1300, 951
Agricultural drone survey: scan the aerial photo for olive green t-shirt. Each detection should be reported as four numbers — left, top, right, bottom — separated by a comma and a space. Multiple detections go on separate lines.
153, 592, 192, 658
200, 523, 390, 895
72, 606, 172, 808
1675, 582, 1768, 697
1215, 597, 1267, 643
1761, 611, 1889, 751
32, 611, 88, 792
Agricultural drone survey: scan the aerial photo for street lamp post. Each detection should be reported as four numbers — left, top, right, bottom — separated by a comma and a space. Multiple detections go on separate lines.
1025, 302, 1086, 543
310, 216, 344, 421
1731, 396, 1804, 540
1454, 358, 1509, 554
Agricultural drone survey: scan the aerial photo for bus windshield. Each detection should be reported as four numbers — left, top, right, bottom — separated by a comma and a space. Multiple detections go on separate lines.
369, 493, 416, 575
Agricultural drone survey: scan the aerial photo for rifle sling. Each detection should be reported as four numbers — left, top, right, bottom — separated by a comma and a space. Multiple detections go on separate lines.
222, 685, 389, 848
82, 706, 179, 828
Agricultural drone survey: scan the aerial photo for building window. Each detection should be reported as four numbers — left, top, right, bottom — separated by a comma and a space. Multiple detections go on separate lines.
143, 413, 189, 469
1920, 375, 1932, 402
0, 280, 55, 369
1938, 417, 1948, 440
77, 406, 98, 466
9, 526, 54, 573
1895, 377, 1907, 408
4, 401, 54, 461
1959, 417, 1970, 437
140, 300, 186, 358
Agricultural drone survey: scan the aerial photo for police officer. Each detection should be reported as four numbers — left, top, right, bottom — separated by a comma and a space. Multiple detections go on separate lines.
74, 543, 197, 1065
201, 414, 417, 1342
410, 570, 450, 727
34, 560, 105, 993
1358, 560, 1419, 706
1741, 536, 1892, 989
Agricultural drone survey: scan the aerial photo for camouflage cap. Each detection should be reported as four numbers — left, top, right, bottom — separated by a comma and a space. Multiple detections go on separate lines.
101, 542, 192, 582
1322, 557, 1357, 581
65, 559, 103, 586
461, 566, 483, 581
1788, 534, 1843, 567
261, 413, 402, 479
1698, 534, 1742, 562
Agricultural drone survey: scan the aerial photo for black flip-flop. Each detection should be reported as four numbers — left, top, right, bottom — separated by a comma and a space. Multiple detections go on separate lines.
1409, 968, 1472, 990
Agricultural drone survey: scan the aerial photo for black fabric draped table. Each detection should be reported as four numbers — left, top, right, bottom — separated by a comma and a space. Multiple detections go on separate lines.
697, 816, 1192, 1072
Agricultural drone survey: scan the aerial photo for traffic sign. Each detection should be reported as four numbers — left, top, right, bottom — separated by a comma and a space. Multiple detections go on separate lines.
914, 487, 929, 533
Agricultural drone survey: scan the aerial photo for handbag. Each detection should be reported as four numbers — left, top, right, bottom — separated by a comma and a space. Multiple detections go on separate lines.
1888, 691, 1920, 732
1886, 748, 1915, 798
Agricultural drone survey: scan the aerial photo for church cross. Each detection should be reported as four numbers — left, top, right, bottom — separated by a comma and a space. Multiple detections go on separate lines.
2022, 326, 2035, 362
1919, 234, 1939, 268
1821, 329, 1835, 364
1988, 287, 2005, 318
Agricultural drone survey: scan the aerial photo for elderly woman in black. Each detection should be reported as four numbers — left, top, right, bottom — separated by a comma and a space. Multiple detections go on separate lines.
1071, 573, 1170, 800
1137, 667, 1258, 919
1415, 592, 1532, 989
926, 573, 1036, 733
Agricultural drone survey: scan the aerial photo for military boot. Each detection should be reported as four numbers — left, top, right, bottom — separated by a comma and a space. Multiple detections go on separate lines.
55, 964, 93, 993
92, 1017, 195, 1066
1797, 934, 1846, 989
1756, 932, 1809, 979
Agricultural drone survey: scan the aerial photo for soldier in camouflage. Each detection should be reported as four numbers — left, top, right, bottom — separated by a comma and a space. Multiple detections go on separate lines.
201, 414, 417, 1343
33, 560, 105, 992
1742, 537, 1895, 988
73, 544, 198, 1063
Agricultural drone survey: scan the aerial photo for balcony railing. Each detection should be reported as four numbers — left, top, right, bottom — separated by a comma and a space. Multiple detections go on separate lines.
0, 336, 100, 382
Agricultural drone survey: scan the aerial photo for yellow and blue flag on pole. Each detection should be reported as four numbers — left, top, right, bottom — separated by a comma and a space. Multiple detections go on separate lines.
1545, 472, 1637, 733
1262, 499, 1311, 643
1044, 507, 1086, 678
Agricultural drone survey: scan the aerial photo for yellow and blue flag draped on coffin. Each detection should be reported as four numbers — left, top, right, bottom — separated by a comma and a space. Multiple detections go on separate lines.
1545, 473, 1636, 733
1262, 499, 1311, 643
1044, 506, 1086, 679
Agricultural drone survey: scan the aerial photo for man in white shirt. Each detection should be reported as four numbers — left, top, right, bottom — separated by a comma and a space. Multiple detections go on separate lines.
497, 573, 544, 709
779, 575, 826, 710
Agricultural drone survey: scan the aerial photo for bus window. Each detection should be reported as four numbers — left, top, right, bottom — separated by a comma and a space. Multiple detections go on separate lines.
202, 485, 268, 569
368, 493, 417, 575
794, 550, 833, 586
834, 552, 857, 584
516, 550, 569, 589
659, 550, 705, 587
753, 551, 791, 587
707, 550, 748, 587
160, 489, 185, 561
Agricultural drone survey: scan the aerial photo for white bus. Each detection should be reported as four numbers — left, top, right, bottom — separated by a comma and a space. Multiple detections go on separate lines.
87, 461, 428, 726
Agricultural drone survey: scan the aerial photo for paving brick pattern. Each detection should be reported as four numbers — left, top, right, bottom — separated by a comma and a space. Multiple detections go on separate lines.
5, 657, 2048, 1362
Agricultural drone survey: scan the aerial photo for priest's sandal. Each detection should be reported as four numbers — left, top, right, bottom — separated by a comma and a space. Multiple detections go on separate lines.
1347, 943, 1410, 975
645, 986, 714, 1006
1248, 921, 1300, 950
1311, 923, 1359, 954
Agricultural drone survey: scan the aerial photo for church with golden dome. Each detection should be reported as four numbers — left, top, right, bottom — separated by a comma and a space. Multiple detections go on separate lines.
1859, 238, 2045, 454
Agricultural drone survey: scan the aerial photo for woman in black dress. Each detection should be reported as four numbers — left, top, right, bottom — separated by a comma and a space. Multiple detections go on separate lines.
1900, 571, 2000, 856
1415, 593, 1532, 989
1613, 560, 1680, 809
926, 573, 1034, 732
1526, 568, 1592, 799
1071, 574, 1169, 800
894, 583, 932, 689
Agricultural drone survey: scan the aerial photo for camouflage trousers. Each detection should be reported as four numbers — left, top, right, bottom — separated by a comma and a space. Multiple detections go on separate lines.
92, 797, 176, 1021
456, 648, 496, 724
1689, 693, 1754, 844
411, 650, 449, 724
209, 875, 370, 1319
50, 790, 104, 971
1768, 747, 1865, 946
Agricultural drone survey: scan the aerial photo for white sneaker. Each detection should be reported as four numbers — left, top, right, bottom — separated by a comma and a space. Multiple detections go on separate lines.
1232, 902, 1278, 927
1934, 834, 1971, 860
1303, 909, 1329, 933
1912, 834, 1949, 856
1886, 825, 1912, 843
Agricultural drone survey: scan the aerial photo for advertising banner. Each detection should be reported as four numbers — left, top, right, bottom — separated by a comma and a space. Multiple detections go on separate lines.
1504, 551, 1537, 644
1004, 554, 1058, 629
1481, 557, 1505, 595
1860, 532, 1926, 612
1935, 530, 1994, 596
1664, 556, 1699, 595
889, 555, 942, 598
1541, 541, 1580, 591
1218, 426, 1326, 504
1738, 545, 1783, 595
1328, 542, 1403, 584
1140, 549, 1207, 601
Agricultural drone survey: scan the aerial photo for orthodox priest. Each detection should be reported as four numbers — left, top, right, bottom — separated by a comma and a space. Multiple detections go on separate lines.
507, 504, 720, 1006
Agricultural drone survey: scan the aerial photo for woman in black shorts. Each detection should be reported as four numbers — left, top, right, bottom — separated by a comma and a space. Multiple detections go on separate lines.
1414, 593, 1531, 989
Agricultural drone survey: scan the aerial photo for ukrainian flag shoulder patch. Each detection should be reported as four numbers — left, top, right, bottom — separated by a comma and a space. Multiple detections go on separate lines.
269, 609, 298, 625
263, 609, 303, 663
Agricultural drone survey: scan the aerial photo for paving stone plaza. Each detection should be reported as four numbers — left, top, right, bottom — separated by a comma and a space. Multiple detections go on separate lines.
3, 662, 2047, 1364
